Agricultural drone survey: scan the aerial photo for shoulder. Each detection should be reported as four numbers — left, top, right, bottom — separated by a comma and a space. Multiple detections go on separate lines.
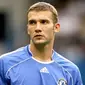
53, 51, 82, 84
0, 46, 27, 61
0, 45, 31, 74
54, 52, 78, 70
53, 51, 79, 72
0, 45, 32, 60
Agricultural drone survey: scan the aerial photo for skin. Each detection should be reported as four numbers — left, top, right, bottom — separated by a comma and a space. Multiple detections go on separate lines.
27, 11, 60, 62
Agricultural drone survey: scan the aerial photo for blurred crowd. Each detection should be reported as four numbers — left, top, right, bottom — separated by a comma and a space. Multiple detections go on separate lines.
0, 0, 85, 84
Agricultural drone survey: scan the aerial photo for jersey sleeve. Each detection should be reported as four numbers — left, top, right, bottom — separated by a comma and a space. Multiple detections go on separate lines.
75, 67, 83, 85
0, 57, 9, 85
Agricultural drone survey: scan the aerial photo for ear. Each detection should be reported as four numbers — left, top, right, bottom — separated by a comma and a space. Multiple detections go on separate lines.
27, 24, 30, 35
54, 23, 60, 32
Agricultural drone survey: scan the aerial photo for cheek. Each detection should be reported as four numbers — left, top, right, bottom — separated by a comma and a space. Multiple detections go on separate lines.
28, 27, 34, 35
47, 26, 54, 33
45, 28, 54, 37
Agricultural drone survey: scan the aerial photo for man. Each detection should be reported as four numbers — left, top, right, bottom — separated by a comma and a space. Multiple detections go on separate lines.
0, 2, 83, 85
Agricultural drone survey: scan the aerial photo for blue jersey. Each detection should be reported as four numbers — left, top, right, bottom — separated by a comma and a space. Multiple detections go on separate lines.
0, 45, 83, 85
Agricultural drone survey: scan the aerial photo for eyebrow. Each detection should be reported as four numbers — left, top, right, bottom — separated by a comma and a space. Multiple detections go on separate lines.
28, 18, 50, 21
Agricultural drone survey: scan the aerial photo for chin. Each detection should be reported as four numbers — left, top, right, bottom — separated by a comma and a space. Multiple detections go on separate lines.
34, 41, 45, 45
33, 40, 50, 46
33, 40, 46, 44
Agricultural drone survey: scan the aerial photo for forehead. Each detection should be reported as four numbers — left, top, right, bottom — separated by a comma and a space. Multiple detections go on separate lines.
28, 11, 53, 21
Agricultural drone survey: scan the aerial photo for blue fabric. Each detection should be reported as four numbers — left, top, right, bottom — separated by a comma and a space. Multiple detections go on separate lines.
0, 45, 83, 85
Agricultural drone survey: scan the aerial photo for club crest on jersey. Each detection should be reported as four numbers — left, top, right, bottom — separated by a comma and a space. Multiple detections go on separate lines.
57, 78, 67, 85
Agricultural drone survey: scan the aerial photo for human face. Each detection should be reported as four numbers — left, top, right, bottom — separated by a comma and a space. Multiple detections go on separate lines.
27, 11, 59, 45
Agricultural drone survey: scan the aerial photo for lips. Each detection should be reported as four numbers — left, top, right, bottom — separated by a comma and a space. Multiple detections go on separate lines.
34, 35, 42, 37
34, 34, 44, 39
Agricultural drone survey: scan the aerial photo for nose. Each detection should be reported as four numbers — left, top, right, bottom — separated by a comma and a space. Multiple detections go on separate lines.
35, 22, 42, 33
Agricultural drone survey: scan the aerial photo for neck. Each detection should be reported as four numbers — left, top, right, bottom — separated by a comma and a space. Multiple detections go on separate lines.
30, 43, 53, 62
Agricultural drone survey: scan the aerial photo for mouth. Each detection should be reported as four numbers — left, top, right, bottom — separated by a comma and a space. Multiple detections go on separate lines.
34, 34, 43, 37
34, 35, 44, 39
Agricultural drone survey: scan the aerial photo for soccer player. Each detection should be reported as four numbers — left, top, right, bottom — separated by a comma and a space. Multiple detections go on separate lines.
0, 2, 83, 85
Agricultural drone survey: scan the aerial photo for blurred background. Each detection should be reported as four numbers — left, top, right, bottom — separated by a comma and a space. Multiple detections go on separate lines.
0, 0, 85, 84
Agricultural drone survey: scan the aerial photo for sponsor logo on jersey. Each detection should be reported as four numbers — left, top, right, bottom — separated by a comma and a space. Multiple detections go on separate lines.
40, 67, 49, 73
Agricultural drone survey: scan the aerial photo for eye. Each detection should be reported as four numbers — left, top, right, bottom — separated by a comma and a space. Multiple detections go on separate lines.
28, 20, 36, 25
40, 20, 49, 24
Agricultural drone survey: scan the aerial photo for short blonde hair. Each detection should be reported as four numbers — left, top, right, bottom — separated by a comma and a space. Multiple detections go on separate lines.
27, 2, 58, 23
